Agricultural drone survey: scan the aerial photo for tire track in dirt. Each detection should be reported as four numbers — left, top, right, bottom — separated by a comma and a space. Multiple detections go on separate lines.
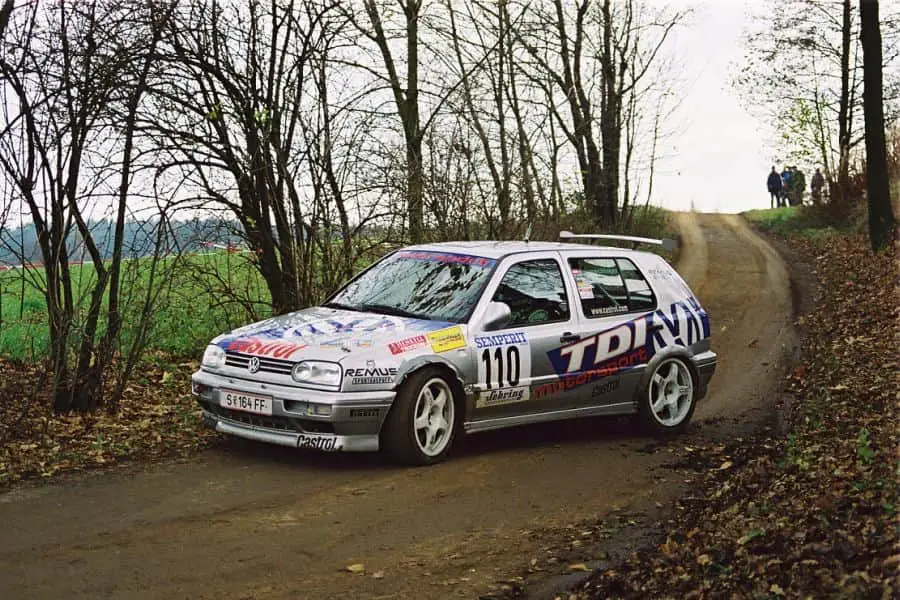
674, 213, 793, 424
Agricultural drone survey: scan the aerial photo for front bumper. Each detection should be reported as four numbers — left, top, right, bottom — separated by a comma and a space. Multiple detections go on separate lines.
191, 368, 395, 452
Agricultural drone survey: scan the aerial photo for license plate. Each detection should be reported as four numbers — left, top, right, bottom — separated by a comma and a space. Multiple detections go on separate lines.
219, 389, 273, 415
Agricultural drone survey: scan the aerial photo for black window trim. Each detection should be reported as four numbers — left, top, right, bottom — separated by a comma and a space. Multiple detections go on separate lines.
567, 255, 658, 319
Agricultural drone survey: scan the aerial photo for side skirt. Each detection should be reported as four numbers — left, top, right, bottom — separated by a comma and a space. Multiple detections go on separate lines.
463, 402, 637, 435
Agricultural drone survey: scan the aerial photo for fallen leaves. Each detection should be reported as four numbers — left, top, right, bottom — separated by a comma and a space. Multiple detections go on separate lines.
559, 232, 899, 599
0, 360, 217, 487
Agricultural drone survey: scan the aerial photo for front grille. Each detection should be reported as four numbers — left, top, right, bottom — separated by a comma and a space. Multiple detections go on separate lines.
225, 352, 294, 375
204, 402, 334, 434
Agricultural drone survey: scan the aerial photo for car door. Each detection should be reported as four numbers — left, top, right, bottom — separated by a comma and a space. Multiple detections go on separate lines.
467, 251, 584, 418
550, 251, 659, 409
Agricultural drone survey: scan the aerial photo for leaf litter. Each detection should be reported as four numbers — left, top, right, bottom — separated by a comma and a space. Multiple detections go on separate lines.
557, 233, 899, 598
0, 358, 217, 487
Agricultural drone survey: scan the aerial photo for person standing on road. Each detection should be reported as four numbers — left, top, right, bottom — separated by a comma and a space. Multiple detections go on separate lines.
780, 166, 793, 208
789, 167, 805, 206
767, 166, 783, 208
810, 168, 825, 205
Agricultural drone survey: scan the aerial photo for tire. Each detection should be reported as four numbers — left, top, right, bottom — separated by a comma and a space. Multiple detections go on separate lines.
381, 367, 459, 465
637, 356, 696, 435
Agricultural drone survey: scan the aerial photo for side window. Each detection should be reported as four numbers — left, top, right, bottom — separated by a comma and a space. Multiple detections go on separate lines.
617, 258, 656, 312
568, 257, 657, 317
491, 259, 570, 327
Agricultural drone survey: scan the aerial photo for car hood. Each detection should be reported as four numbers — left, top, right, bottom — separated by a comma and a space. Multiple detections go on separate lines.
211, 306, 460, 363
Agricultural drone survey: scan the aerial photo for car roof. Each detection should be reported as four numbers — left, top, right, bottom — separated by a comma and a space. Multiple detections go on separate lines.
404, 240, 655, 260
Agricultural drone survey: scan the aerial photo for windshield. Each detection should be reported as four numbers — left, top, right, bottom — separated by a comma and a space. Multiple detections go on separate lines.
327, 250, 497, 323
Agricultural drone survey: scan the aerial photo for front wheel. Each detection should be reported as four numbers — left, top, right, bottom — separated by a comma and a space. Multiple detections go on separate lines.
381, 367, 459, 465
637, 357, 696, 434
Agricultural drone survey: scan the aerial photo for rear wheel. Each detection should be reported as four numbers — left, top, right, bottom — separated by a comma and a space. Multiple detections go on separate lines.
382, 367, 458, 465
637, 357, 696, 434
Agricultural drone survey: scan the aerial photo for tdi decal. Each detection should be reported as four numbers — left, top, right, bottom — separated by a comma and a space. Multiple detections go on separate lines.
549, 299, 709, 375
544, 298, 709, 393
345, 367, 398, 385
296, 434, 341, 451
427, 326, 467, 352
475, 386, 530, 408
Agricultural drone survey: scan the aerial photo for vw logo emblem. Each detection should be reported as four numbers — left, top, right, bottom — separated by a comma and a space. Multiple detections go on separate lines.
247, 357, 261, 373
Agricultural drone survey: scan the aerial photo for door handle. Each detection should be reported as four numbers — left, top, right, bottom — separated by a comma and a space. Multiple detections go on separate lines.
560, 332, 579, 344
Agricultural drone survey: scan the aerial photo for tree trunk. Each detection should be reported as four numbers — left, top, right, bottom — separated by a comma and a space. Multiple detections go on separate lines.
835, 0, 852, 209
859, 0, 896, 251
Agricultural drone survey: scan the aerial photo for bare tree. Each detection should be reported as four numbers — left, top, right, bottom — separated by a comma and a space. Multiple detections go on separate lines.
0, 0, 172, 411
146, 0, 344, 313
859, 0, 896, 250
737, 0, 899, 211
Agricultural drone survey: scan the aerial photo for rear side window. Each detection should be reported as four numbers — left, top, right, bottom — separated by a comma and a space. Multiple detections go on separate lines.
568, 257, 657, 317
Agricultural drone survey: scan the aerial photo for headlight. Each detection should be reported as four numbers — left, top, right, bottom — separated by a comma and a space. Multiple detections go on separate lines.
291, 361, 342, 387
202, 345, 226, 369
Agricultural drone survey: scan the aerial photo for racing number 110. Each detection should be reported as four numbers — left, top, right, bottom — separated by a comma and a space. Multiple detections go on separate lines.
481, 347, 520, 389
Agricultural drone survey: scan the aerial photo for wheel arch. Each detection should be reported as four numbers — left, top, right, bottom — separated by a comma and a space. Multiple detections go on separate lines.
634, 346, 701, 404
391, 356, 468, 420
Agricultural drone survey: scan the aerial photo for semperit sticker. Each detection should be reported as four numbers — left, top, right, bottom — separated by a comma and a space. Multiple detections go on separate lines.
427, 325, 466, 353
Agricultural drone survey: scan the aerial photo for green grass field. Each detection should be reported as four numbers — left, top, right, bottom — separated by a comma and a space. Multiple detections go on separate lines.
742, 205, 846, 238
0, 251, 272, 362
0, 209, 679, 364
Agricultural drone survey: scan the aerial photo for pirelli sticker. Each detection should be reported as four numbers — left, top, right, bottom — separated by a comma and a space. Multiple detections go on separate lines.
427, 326, 466, 353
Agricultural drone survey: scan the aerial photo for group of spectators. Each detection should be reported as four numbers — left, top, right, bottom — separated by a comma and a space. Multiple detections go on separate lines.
766, 165, 826, 208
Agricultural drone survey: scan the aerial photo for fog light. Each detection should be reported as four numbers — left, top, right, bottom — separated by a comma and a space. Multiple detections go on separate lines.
309, 403, 332, 417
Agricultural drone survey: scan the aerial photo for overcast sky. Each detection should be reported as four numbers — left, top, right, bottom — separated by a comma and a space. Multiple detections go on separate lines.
646, 0, 779, 213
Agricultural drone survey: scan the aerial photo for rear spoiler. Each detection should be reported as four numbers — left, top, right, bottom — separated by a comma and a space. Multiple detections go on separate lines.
558, 231, 679, 251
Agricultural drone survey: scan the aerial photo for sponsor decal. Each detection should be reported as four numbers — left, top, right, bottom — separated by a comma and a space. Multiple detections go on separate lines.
590, 305, 629, 316
478, 331, 532, 389
427, 326, 467, 353
475, 386, 530, 408
349, 408, 381, 418
227, 338, 306, 359
473, 331, 528, 348
646, 266, 676, 281
533, 375, 624, 400
544, 298, 709, 392
318, 338, 374, 350
395, 250, 496, 268
281, 316, 399, 339
592, 377, 621, 397
296, 434, 342, 451
345, 367, 398, 385
532, 355, 634, 396
389, 334, 429, 355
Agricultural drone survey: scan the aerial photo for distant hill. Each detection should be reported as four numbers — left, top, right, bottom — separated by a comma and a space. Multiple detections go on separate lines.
0, 217, 246, 267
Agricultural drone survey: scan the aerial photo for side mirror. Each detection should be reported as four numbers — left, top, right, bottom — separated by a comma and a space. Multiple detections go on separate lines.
482, 301, 512, 331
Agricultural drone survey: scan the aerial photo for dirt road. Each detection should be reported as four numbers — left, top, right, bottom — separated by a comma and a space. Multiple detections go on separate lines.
0, 213, 795, 600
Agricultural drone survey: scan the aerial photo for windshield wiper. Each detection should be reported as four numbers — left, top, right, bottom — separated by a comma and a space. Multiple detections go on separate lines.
356, 303, 424, 320
322, 301, 363, 312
